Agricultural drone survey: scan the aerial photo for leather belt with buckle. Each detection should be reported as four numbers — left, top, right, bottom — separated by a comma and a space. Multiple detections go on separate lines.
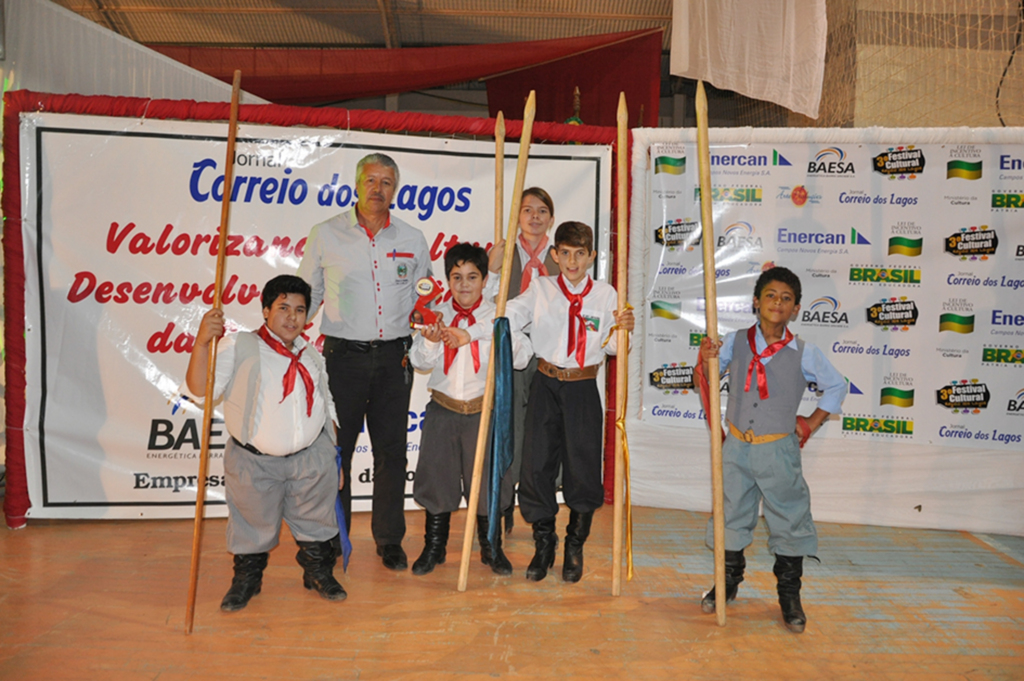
537, 358, 600, 382
727, 422, 790, 445
337, 336, 410, 353
430, 390, 484, 415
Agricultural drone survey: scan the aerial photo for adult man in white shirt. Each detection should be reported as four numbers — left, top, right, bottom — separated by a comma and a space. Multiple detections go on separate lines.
298, 154, 433, 571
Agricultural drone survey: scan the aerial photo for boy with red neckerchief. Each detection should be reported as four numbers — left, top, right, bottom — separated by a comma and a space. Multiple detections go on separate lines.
407, 243, 531, 576
698, 266, 847, 633
505, 221, 634, 584
185, 275, 346, 612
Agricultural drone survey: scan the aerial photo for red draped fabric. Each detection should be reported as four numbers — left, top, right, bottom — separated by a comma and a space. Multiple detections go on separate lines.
148, 29, 663, 125
487, 29, 662, 128
1, 90, 627, 526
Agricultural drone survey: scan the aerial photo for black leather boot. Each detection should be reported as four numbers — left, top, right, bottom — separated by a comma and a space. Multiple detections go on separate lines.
411, 511, 450, 576
700, 549, 746, 613
477, 515, 513, 576
525, 517, 558, 581
562, 509, 594, 583
774, 554, 806, 633
295, 536, 347, 601
221, 552, 269, 612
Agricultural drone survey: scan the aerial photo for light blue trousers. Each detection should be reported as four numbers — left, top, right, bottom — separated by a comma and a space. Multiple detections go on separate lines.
705, 432, 818, 557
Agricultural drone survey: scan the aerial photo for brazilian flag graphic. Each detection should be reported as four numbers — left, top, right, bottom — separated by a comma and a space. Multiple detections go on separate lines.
947, 160, 982, 180
939, 313, 974, 333
651, 301, 682, 320
888, 236, 923, 256
880, 387, 915, 408
655, 156, 686, 175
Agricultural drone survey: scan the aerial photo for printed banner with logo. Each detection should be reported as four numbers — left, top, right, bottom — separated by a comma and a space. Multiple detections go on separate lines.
19, 112, 611, 519
625, 128, 1024, 537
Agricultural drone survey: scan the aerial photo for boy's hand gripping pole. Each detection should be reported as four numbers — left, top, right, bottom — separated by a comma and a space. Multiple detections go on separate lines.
696, 81, 728, 627
185, 70, 242, 634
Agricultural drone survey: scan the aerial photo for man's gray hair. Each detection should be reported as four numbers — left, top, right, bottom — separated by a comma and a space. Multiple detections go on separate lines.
356, 153, 400, 185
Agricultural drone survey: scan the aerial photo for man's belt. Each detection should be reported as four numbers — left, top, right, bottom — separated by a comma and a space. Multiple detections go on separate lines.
337, 336, 410, 353
430, 390, 483, 415
537, 358, 599, 382
727, 421, 791, 445
232, 437, 300, 458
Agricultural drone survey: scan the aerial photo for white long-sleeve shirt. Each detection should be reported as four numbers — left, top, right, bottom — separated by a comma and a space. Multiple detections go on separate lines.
505, 274, 622, 369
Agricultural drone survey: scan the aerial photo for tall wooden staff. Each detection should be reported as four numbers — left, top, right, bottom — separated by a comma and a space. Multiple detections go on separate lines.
611, 93, 630, 596
695, 81, 727, 626
494, 112, 505, 243
185, 70, 242, 634
458, 92, 536, 592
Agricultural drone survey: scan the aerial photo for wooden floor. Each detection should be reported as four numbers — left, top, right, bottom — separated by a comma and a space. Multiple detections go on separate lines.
1, 506, 1022, 680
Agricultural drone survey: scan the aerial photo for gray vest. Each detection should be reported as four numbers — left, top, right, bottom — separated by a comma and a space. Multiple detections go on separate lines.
726, 329, 806, 437
221, 331, 336, 447
510, 243, 559, 298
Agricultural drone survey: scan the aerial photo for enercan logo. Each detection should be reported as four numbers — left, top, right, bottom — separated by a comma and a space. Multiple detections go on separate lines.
808, 147, 855, 176
777, 227, 870, 245
711, 149, 791, 167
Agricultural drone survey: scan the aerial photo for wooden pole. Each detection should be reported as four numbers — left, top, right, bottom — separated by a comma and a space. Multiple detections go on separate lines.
457, 92, 536, 592
494, 112, 505, 244
695, 81, 727, 627
611, 93, 628, 596
185, 70, 242, 634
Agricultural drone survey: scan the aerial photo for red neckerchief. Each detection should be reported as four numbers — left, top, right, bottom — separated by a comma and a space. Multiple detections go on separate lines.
443, 299, 482, 375
257, 325, 315, 417
744, 325, 794, 400
557, 274, 594, 368
519, 235, 550, 293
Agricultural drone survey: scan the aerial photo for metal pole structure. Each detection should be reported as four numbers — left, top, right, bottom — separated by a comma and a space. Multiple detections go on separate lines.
457, 93, 536, 592
611, 93, 629, 596
185, 70, 242, 634
695, 80, 728, 627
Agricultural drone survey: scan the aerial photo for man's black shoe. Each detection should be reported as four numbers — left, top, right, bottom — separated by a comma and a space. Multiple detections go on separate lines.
377, 543, 408, 571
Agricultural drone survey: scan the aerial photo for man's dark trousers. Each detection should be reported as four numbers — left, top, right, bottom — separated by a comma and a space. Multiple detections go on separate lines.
324, 336, 412, 547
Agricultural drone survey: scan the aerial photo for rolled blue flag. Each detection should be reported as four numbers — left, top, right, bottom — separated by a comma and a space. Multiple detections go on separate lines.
335, 448, 352, 571
487, 317, 514, 546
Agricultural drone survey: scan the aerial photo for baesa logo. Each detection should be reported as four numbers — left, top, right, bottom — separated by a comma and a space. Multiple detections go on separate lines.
808, 147, 855, 176
1008, 387, 1024, 414
801, 296, 849, 327
717, 222, 763, 251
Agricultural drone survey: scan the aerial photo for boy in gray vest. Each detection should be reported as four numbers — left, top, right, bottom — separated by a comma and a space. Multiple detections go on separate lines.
697, 266, 847, 633
185, 275, 346, 612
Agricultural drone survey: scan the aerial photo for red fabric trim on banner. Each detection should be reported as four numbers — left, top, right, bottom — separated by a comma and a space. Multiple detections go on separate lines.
0, 89, 617, 527
487, 30, 662, 128
148, 30, 661, 107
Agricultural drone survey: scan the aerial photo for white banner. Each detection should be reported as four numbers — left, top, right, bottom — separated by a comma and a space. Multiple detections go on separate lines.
627, 127, 1024, 537
20, 112, 611, 519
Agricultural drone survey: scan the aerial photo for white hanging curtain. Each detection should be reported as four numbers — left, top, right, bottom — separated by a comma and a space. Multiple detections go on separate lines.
670, 0, 827, 119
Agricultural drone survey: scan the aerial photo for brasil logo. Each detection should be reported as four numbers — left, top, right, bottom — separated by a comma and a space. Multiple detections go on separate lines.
849, 267, 921, 284
880, 387, 915, 408
842, 415, 914, 435
939, 313, 974, 334
982, 347, 1024, 364
655, 156, 685, 175
888, 237, 923, 257
947, 160, 982, 180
